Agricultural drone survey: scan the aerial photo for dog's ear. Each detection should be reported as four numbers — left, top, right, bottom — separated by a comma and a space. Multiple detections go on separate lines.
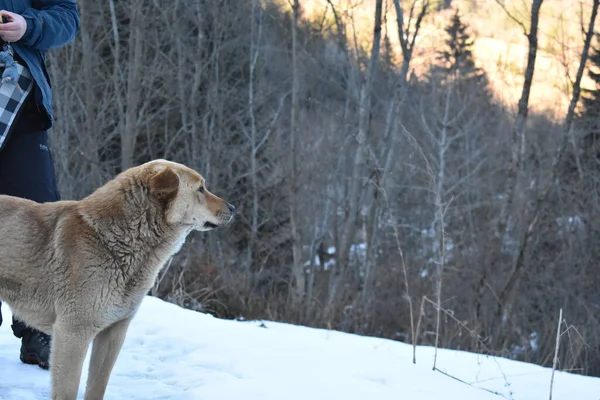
150, 167, 179, 202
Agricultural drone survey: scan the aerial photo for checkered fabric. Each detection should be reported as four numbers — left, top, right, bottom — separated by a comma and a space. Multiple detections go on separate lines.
0, 62, 34, 153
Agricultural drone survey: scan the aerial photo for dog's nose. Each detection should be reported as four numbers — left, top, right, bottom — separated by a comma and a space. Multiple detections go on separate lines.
228, 203, 235, 214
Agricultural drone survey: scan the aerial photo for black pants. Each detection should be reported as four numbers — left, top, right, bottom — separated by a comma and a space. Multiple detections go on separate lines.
0, 128, 60, 337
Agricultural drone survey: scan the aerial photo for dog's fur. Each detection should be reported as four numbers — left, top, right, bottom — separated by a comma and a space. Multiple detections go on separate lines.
0, 159, 234, 400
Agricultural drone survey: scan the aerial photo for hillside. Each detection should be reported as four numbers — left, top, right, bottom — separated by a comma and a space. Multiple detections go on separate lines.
300, 0, 597, 117
0, 296, 599, 399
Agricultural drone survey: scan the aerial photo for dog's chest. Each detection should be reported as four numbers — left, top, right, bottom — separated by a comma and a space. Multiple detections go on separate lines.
91, 240, 177, 328
102, 277, 152, 324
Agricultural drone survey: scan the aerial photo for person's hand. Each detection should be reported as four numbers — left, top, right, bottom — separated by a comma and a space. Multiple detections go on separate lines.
0, 11, 27, 43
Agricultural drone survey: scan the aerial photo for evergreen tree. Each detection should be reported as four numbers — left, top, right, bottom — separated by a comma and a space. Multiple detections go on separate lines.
433, 9, 485, 86
380, 33, 397, 72
435, 0, 453, 11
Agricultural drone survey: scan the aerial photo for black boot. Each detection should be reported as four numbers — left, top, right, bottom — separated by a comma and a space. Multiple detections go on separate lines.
19, 328, 51, 369
12, 318, 51, 370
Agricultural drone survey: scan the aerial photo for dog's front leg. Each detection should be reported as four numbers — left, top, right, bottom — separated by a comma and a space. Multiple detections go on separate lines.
83, 316, 133, 400
50, 322, 95, 400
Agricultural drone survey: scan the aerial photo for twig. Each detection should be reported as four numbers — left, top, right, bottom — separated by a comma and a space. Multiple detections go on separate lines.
414, 296, 427, 351
549, 308, 563, 400
493, 0, 527, 34
423, 296, 487, 349
433, 194, 454, 371
434, 368, 505, 398
380, 186, 416, 363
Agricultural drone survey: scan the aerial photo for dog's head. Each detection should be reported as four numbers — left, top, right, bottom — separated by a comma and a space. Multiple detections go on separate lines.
142, 159, 235, 231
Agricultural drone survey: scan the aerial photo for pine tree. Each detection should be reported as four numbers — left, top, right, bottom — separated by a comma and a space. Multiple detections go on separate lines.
380, 33, 396, 72
433, 9, 484, 86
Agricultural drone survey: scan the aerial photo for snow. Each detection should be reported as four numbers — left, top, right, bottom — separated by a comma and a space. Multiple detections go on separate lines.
0, 296, 599, 400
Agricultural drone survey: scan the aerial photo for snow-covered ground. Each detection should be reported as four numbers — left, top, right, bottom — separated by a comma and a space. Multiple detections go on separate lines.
0, 296, 599, 400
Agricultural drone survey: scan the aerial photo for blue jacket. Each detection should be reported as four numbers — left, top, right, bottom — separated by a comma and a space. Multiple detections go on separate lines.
5, 0, 80, 128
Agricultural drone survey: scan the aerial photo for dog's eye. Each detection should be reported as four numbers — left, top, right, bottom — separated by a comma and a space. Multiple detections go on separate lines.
198, 186, 205, 193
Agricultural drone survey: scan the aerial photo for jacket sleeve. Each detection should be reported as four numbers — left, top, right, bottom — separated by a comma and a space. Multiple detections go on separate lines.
18, 0, 80, 50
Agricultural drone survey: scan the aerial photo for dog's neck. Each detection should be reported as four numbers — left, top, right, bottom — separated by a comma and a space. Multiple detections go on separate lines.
77, 177, 189, 269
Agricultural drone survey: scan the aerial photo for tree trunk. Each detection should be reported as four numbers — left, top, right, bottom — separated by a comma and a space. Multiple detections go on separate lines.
496, 0, 544, 239
289, 0, 306, 305
121, 0, 144, 172
79, 0, 102, 187
337, 0, 383, 270
477, 0, 544, 329
246, 0, 262, 271
363, 0, 429, 301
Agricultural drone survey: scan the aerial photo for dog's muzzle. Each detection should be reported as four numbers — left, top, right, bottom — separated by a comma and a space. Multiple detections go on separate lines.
206, 204, 235, 229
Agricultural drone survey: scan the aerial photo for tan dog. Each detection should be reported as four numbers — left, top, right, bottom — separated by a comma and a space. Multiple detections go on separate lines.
0, 159, 235, 400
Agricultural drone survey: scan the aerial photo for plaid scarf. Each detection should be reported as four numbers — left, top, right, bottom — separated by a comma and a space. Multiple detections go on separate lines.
0, 43, 35, 153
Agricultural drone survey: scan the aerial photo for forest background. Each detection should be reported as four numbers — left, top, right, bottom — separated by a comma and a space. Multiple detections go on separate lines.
45, 0, 600, 377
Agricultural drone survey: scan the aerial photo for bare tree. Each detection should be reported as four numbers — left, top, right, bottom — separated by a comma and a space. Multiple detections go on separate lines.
245, 0, 263, 271
120, 0, 144, 171
494, 0, 599, 324
79, 0, 103, 187
495, 0, 544, 239
336, 0, 384, 271
362, 0, 430, 298
289, 0, 305, 305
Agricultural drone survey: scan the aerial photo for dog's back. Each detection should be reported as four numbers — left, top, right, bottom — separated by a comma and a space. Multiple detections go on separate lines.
0, 195, 50, 270
0, 195, 79, 330
0, 195, 77, 269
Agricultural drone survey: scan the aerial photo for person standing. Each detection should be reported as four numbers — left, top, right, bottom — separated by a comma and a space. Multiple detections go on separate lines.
0, 0, 80, 370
